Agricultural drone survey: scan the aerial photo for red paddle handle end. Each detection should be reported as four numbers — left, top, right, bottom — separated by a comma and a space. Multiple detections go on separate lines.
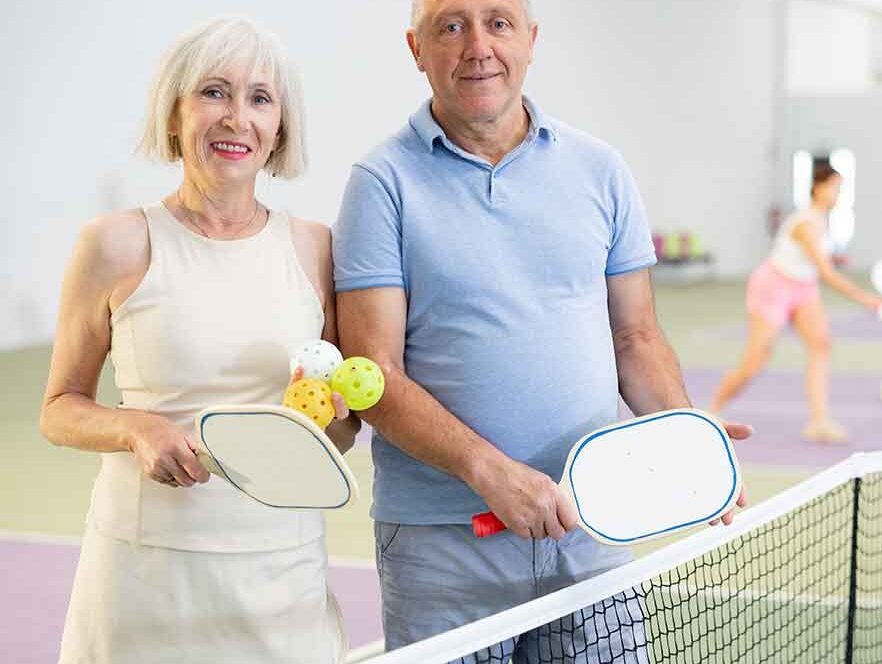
472, 512, 507, 537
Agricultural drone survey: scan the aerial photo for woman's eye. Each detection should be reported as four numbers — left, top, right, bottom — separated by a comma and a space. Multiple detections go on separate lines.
254, 94, 272, 105
202, 88, 224, 99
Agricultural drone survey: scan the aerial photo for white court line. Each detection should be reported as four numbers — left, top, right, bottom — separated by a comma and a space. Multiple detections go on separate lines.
657, 582, 882, 611
329, 556, 377, 571
727, 401, 881, 417
0, 530, 80, 546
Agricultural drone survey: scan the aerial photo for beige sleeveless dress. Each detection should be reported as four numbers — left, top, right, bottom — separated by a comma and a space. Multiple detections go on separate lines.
58, 203, 345, 663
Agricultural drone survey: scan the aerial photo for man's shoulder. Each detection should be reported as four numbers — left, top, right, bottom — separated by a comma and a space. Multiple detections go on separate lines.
545, 115, 621, 166
353, 121, 425, 182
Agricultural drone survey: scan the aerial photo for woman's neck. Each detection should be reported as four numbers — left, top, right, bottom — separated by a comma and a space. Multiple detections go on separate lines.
809, 200, 831, 216
171, 176, 265, 238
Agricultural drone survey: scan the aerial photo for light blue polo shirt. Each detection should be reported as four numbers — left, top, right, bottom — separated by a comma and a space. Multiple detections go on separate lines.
333, 97, 656, 525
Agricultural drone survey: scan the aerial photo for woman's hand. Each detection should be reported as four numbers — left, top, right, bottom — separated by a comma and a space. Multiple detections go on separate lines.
128, 412, 210, 487
289, 365, 358, 452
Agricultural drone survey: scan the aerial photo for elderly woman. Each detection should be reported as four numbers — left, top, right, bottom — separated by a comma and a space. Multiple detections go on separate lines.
40, 16, 356, 663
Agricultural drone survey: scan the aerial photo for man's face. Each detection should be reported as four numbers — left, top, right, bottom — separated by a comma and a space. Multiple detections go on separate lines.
408, 0, 537, 126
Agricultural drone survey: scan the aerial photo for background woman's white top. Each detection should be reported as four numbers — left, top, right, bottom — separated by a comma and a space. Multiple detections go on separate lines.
769, 207, 829, 283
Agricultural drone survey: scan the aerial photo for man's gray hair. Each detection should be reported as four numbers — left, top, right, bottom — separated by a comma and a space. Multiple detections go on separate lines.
410, 0, 536, 32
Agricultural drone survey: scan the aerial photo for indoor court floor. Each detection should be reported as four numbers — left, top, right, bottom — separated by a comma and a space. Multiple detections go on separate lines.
2, 278, 880, 663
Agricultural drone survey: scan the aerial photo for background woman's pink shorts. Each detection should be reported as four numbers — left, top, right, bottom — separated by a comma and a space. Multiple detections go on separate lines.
746, 261, 820, 328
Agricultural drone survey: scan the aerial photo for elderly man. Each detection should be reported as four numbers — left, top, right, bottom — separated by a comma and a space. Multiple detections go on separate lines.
334, 0, 749, 659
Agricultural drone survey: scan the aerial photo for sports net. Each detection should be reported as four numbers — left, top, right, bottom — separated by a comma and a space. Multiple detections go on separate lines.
358, 453, 882, 664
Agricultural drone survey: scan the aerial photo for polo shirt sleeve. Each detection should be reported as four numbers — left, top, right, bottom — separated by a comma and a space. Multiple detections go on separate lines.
333, 164, 405, 292
605, 150, 658, 276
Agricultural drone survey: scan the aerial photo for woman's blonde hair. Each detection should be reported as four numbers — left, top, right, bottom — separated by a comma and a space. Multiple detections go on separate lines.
139, 15, 306, 179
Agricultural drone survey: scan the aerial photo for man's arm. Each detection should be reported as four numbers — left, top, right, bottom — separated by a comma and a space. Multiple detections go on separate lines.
607, 268, 749, 524
336, 287, 579, 539
607, 269, 690, 415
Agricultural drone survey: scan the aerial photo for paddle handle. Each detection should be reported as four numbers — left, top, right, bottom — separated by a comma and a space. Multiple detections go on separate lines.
196, 449, 223, 477
472, 511, 508, 538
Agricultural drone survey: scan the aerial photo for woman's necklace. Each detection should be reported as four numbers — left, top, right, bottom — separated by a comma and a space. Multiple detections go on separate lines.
174, 190, 263, 240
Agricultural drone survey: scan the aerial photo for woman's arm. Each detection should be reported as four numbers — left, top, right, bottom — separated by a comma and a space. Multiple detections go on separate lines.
40, 211, 208, 487
792, 221, 882, 310
291, 219, 361, 453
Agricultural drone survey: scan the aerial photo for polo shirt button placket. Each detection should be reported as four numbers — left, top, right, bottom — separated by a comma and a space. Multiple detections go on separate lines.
489, 170, 505, 207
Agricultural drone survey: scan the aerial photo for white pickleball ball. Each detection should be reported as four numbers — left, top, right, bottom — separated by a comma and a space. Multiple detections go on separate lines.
290, 340, 344, 383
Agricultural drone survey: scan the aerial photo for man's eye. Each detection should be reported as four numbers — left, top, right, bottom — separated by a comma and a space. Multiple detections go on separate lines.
493, 19, 510, 31
444, 23, 462, 34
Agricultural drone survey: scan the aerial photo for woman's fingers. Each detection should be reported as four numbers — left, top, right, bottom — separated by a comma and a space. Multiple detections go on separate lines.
331, 392, 349, 420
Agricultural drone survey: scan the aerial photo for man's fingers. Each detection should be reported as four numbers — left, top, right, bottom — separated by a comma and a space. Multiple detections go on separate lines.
724, 422, 754, 440
556, 492, 580, 533
545, 516, 566, 541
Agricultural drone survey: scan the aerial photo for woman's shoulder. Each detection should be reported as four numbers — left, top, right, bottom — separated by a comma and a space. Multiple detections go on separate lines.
789, 207, 825, 223
283, 214, 330, 252
78, 208, 150, 276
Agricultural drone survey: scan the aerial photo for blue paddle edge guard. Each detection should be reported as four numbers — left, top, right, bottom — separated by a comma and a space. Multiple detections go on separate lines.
568, 410, 739, 545
200, 409, 354, 510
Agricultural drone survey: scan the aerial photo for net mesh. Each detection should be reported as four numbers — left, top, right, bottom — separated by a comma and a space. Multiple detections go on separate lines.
364, 468, 882, 664
854, 475, 882, 664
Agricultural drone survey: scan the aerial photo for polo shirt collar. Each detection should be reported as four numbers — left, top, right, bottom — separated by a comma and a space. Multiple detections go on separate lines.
409, 95, 557, 152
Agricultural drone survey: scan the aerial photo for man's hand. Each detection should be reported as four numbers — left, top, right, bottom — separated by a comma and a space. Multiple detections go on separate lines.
471, 456, 580, 541
710, 420, 753, 526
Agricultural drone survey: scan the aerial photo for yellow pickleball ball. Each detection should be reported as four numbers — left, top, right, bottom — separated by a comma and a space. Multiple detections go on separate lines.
330, 357, 385, 411
283, 378, 335, 429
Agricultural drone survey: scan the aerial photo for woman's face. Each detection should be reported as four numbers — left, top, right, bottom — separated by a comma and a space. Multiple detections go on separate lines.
172, 64, 282, 185
813, 174, 842, 210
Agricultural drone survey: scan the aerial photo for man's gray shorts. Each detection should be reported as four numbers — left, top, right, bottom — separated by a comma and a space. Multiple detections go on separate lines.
375, 522, 650, 663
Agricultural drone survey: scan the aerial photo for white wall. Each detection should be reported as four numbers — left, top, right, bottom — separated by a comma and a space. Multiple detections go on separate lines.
1, 0, 782, 350
789, 0, 875, 94
653, 0, 778, 275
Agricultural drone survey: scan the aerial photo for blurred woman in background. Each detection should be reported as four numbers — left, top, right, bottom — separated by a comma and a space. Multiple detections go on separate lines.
710, 163, 882, 443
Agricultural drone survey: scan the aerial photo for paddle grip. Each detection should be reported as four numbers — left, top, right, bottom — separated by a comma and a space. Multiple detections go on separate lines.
472, 511, 508, 538
196, 450, 223, 476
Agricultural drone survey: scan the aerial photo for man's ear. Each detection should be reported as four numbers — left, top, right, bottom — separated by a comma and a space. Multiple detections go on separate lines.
406, 29, 425, 72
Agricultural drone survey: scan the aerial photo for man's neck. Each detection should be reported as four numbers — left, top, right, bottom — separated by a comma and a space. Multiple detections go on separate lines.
431, 98, 531, 166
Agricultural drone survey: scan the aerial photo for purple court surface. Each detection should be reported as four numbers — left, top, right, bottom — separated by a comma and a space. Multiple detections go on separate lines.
0, 539, 381, 664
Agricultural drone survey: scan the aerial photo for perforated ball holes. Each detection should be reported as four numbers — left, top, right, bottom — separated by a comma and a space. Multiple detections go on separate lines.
291, 340, 344, 383
283, 378, 335, 428
330, 357, 386, 411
